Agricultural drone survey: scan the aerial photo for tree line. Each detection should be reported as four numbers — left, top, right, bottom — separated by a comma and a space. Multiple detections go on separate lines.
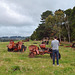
31, 7, 75, 42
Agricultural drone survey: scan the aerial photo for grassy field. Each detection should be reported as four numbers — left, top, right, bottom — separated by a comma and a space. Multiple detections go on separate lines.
0, 41, 75, 75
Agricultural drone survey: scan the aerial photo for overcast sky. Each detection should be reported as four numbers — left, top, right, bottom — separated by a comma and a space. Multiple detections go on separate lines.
0, 0, 75, 37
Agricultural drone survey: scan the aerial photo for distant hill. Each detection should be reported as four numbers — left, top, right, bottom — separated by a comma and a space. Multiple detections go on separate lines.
0, 36, 30, 42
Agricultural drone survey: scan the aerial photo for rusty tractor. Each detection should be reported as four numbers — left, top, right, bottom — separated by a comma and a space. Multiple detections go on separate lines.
7, 40, 26, 52
28, 44, 61, 59
66, 43, 75, 48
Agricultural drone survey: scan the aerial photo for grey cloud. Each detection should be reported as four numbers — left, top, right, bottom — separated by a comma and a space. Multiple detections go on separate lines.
0, 0, 35, 26
0, 26, 37, 36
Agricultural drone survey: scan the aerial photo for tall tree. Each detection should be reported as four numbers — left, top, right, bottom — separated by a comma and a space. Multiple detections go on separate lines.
64, 9, 72, 42
45, 15, 56, 37
54, 9, 64, 41
70, 7, 75, 41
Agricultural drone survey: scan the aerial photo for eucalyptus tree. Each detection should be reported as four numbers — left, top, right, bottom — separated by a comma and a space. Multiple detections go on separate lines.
54, 9, 64, 41
46, 15, 57, 37
70, 7, 75, 41
64, 9, 72, 42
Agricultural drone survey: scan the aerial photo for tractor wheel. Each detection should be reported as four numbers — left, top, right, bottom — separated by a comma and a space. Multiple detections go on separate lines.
20, 45, 26, 52
8, 48, 13, 52
29, 52, 35, 58
59, 53, 61, 59
50, 53, 61, 59
50, 53, 53, 59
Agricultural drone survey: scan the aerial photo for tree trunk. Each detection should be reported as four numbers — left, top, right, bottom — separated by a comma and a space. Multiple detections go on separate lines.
66, 24, 70, 42
59, 33, 61, 42
65, 17, 71, 42
67, 26, 70, 42
58, 27, 61, 42
64, 37, 66, 42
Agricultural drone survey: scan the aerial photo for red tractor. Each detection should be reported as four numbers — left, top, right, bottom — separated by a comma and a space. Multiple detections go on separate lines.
28, 44, 61, 59
7, 40, 26, 52
66, 43, 75, 48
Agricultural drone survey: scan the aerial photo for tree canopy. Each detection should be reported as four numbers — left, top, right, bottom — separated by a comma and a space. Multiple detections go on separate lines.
31, 7, 75, 42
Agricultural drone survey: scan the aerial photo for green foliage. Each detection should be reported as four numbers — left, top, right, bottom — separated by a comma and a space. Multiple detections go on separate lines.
64, 9, 72, 17
31, 31, 37, 40
41, 10, 53, 20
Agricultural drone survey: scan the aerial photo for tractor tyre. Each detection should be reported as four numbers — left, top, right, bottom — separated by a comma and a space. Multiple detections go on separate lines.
50, 53, 53, 59
20, 45, 26, 52
8, 48, 13, 52
29, 52, 35, 58
59, 53, 61, 59
50, 53, 61, 59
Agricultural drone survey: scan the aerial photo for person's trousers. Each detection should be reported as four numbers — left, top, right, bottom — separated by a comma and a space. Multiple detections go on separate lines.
53, 50, 59, 65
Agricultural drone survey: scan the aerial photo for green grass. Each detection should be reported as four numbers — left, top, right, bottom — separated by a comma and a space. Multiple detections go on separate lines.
0, 41, 75, 75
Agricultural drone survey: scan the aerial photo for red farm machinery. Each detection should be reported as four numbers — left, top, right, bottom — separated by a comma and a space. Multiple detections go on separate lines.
66, 43, 75, 48
7, 40, 26, 52
28, 44, 61, 59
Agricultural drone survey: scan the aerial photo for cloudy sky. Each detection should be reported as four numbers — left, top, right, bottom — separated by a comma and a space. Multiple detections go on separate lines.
0, 0, 75, 37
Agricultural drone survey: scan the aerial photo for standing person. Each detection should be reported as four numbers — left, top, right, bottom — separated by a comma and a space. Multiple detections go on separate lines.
51, 36, 59, 66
